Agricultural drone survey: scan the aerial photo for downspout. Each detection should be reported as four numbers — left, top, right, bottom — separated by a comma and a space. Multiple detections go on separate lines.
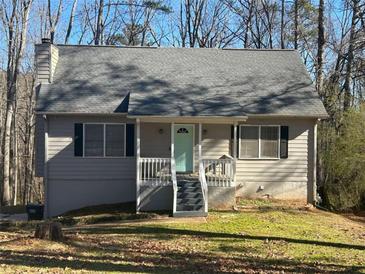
313, 119, 318, 204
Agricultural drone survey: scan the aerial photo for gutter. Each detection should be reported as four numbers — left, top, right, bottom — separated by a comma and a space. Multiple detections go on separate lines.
126, 115, 248, 119
35, 112, 128, 116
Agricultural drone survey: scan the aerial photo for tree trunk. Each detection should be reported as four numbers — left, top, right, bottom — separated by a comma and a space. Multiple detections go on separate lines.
65, 0, 78, 44
95, 0, 104, 45
316, 0, 325, 96
281, 0, 285, 49
13, 105, 18, 205
35, 222, 63, 241
343, 0, 359, 111
294, 0, 299, 49
3, 103, 13, 205
2, 0, 33, 205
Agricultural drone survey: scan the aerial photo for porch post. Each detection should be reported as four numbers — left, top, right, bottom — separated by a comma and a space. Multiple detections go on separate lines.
171, 122, 174, 158
198, 123, 202, 163
233, 121, 238, 186
136, 118, 141, 213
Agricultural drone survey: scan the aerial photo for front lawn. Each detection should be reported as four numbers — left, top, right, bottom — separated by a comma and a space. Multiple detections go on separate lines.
0, 205, 364, 273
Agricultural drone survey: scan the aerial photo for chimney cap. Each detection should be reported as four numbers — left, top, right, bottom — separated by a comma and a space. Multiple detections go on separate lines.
41, 38, 51, 44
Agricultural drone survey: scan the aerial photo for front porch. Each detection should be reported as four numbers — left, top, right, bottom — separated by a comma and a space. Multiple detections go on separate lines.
135, 119, 241, 217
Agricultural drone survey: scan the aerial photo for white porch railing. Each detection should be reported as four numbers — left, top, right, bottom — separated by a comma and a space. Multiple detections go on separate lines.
139, 157, 172, 186
201, 158, 234, 187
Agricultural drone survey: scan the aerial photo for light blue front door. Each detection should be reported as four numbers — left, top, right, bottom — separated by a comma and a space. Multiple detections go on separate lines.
174, 125, 194, 172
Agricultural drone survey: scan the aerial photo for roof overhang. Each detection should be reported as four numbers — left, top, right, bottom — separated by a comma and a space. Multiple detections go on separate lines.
246, 114, 329, 119
35, 111, 128, 116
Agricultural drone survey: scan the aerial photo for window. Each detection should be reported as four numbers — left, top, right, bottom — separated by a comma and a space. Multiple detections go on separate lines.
239, 125, 280, 159
177, 127, 189, 134
83, 123, 125, 157
105, 124, 125, 156
261, 126, 279, 158
84, 124, 104, 157
240, 126, 259, 158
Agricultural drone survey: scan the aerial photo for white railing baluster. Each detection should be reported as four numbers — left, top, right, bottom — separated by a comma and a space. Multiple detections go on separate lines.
138, 157, 173, 186
201, 158, 234, 187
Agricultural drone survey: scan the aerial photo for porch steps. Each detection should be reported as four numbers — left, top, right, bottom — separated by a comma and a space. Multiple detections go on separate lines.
175, 174, 206, 217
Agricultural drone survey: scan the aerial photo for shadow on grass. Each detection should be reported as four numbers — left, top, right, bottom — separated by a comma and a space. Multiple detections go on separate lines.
0, 245, 362, 273
74, 226, 365, 251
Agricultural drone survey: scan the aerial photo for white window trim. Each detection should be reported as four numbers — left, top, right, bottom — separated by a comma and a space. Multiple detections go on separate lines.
82, 123, 127, 158
238, 125, 281, 160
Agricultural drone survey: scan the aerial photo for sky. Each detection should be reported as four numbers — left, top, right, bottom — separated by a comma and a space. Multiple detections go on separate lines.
0, 0, 352, 72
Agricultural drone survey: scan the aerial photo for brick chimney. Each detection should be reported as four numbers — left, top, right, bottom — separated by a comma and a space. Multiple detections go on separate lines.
35, 38, 59, 83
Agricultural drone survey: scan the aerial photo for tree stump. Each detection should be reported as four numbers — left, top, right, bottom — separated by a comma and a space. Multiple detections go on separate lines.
34, 222, 63, 241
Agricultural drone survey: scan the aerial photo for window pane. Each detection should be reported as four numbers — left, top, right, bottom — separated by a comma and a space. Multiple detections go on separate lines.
261, 126, 279, 158
106, 124, 125, 157
84, 124, 104, 156
240, 126, 259, 158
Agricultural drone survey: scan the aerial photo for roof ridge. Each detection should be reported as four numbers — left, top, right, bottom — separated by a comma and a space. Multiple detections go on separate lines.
54, 44, 157, 49
222, 48, 296, 52
48, 44, 296, 52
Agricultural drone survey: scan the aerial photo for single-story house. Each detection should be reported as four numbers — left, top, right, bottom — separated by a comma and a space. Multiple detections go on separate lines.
35, 39, 328, 218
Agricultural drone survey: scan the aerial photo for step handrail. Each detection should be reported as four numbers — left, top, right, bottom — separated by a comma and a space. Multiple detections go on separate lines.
171, 157, 177, 215
199, 160, 208, 213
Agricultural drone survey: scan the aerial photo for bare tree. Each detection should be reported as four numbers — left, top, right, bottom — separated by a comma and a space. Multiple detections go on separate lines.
64, 0, 78, 44
294, 0, 298, 49
178, 0, 236, 48
95, 0, 104, 45
47, 0, 62, 43
280, 0, 285, 48
316, 0, 325, 95
0, 0, 33, 205
343, 0, 360, 110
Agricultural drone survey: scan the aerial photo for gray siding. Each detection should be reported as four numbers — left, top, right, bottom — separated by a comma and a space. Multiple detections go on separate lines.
50, 45, 59, 82
46, 115, 136, 217
35, 44, 50, 83
42, 116, 315, 216
202, 124, 231, 158
140, 123, 171, 158
235, 118, 316, 200
35, 44, 59, 83
35, 115, 45, 177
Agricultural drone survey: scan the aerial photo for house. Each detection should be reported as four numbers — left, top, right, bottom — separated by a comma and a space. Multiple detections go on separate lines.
34, 38, 328, 218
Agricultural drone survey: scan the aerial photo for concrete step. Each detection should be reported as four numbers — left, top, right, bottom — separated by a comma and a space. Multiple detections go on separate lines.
176, 204, 204, 211
177, 181, 200, 187
177, 186, 202, 193
177, 198, 203, 205
174, 210, 207, 217
177, 192, 203, 199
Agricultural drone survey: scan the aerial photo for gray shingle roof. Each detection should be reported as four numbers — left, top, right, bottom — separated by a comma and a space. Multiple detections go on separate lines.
36, 45, 328, 118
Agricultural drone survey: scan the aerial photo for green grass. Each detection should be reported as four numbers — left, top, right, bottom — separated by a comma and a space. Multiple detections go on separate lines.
0, 206, 364, 273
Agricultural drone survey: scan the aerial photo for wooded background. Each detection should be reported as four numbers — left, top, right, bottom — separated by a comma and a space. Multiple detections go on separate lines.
0, 0, 364, 210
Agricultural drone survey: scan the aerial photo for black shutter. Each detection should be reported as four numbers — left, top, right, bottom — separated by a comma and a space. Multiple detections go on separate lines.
126, 124, 135, 157
280, 126, 289, 159
231, 125, 240, 158
74, 123, 83, 157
